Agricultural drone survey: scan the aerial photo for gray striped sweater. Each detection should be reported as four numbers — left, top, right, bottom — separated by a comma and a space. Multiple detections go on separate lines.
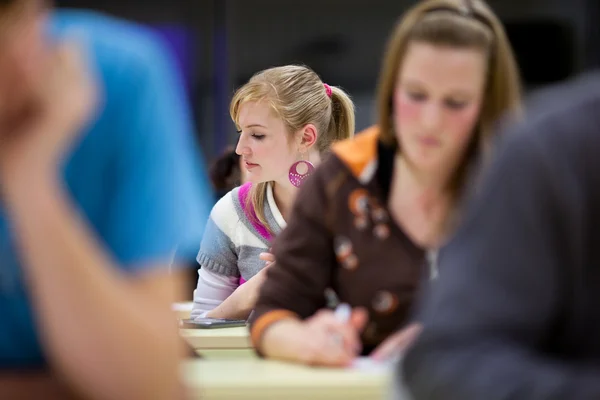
197, 183, 286, 281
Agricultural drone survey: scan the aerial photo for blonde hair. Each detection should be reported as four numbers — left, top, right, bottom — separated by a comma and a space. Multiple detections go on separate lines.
230, 65, 356, 232
376, 0, 522, 234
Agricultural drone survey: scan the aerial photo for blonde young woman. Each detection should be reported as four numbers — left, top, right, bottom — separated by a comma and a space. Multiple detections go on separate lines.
191, 65, 355, 320
250, 0, 522, 367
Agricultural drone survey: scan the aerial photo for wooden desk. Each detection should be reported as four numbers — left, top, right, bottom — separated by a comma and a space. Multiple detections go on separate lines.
195, 348, 255, 359
180, 326, 251, 350
182, 357, 393, 400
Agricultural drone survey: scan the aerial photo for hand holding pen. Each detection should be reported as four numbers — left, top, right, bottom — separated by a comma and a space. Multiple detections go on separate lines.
297, 303, 368, 366
259, 302, 368, 367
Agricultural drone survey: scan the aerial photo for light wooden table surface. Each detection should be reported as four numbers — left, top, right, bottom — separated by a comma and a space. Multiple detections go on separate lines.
180, 326, 252, 350
182, 356, 394, 400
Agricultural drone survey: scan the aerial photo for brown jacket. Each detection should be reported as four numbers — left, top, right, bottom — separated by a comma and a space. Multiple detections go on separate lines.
250, 127, 426, 354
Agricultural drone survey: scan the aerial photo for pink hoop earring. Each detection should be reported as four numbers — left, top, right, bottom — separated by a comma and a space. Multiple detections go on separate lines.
288, 160, 315, 187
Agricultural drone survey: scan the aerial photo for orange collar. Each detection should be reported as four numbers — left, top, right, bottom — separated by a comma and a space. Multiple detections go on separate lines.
331, 125, 380, 182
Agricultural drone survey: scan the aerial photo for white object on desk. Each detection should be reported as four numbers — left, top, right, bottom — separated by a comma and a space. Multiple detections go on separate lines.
351, 356, 396, 374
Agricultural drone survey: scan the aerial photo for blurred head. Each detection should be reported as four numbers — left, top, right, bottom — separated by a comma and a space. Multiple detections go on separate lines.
231, 65, 355, 186
376, 0, 521, 192
0, 0, 50, 116
209, 147, 246, 197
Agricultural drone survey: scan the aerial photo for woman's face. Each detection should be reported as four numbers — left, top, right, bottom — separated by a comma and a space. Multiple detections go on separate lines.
393, 42, 487, 177
235, 100, 298, 185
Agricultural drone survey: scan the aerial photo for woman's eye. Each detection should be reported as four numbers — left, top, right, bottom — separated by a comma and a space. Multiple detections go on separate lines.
445, 100, 467, 110
408, 92, 427, 102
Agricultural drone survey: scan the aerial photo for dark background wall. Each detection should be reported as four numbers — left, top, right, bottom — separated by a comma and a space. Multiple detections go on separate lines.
56, 0, 600, 159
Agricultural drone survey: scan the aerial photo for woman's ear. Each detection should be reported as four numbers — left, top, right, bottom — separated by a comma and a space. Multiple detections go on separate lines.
297, 123, 318, 152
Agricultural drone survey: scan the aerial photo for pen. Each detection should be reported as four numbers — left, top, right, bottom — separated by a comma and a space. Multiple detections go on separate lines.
332, 303, 351, 346
334, 303, 351, 323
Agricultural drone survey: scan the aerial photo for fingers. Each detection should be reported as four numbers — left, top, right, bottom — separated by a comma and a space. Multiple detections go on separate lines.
396, 323, 422, 349
313, 342, 355, 367
259, 252, 276, 270
308, 309, 363, 356
286, 307, 374, 367
259, 252, 274, 261
259, 252, 275, 264
350, 307, 369, 332
300, 327, 355, 368
370, 336, 398, 362
370, 323, 423, 361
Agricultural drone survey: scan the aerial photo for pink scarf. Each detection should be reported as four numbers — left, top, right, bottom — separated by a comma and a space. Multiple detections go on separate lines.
237, 183, 273, 285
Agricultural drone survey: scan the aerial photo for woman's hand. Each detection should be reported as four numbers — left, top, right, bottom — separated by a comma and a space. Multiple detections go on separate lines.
259, 250, 275, 267
370, 323, 422, 362
261, 307, 369, 367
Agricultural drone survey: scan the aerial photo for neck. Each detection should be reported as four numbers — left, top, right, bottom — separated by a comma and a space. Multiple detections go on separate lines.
271, 180, 298, 221
389, 155, 455, 249
393, 154, 452, 210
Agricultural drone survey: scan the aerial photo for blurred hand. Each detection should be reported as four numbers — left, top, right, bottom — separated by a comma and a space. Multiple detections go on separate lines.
259, 250, 275, 267
294, 307, 368, 367
370, 323, 422, 362
0, 35, 97, 180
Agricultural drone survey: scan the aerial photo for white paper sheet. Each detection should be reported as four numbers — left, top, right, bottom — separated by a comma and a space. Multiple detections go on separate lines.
350, 356, 397, 373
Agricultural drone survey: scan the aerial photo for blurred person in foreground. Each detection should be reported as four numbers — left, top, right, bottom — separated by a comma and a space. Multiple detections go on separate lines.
0, 0, 211, 398
403, 72, 600, 399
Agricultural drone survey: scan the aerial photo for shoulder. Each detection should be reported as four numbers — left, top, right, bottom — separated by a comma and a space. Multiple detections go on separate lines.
292, 152, 354, 214
330, 126, 380, 181
311, 126, 380, 187
52, 10, 171, 73
210, 187, 243, 225
494, 72, 600, 180
51, 9, 180, 116
52, 10, 186, 139
507, 73, 600, 149
295, 127, 381, 198
467, 74, 600, 223
54, 10, 199, 170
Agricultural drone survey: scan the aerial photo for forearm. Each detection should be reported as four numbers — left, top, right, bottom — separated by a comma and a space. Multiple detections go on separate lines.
205, 287, 252, 320
3, 169, 182, 400
191, 268, 239, 319
258, 319, 306, 361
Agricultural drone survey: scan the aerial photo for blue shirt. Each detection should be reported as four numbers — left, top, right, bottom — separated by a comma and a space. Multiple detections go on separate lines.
0, 10, 212, 368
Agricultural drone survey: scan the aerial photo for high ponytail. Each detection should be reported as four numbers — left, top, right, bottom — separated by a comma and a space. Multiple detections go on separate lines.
322, 86, 356, 150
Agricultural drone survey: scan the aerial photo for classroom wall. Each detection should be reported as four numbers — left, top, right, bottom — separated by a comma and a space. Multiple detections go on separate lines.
56, 0, 598, 155
226, 0, 589, 134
